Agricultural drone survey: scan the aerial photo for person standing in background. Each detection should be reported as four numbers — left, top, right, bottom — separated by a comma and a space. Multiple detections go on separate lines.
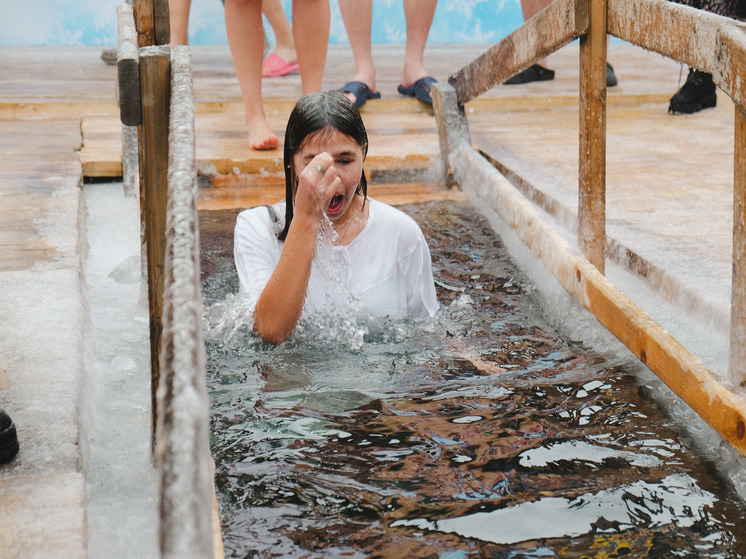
261, 0, 299, 77
223, 0, 329, 150
336, 0, 438, 108
170, 0, 328, 150
504, 0, 618, 87
668, 0, 743, 114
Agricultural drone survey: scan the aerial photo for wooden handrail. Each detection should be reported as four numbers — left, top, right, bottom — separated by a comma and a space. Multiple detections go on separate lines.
155, 45, 215, 559
436, 0, 746, 454
608, 0, 746, 107
118, 2, 221, 557
448, 0, 588, 105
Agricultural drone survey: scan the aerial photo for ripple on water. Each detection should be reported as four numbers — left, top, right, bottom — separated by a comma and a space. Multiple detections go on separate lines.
201, 201, 746, 558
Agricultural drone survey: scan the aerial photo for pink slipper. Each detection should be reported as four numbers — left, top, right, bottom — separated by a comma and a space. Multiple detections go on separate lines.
262, 53, 300, 77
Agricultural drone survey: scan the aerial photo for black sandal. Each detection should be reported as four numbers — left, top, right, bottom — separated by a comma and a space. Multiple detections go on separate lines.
505, 64, 555, 85
338, 81, 381, 109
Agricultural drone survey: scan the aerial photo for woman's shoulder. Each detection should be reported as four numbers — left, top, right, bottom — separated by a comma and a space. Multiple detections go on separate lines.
368, 198, 418, 228
364, 198, 428, 254
237, 201, 286, 229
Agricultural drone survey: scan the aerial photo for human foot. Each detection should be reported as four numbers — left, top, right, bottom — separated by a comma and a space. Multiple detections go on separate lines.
247, 116, 279, 151
397, 77, 437, 105
338, 81, 381, 108
504, 64, 555, 85
262, 52, 299, 77
668, 68, 716, 114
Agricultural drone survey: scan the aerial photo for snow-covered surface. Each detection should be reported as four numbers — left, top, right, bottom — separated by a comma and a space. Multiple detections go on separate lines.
82, 182, 157, 558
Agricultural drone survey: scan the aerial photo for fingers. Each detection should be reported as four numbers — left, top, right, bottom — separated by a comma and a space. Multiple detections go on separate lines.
296, 153, 341, 215
304, 153, 333, 182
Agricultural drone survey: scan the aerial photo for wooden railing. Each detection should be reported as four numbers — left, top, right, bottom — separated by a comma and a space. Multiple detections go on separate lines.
434, 0, 746, 454
117, 3, 218, 557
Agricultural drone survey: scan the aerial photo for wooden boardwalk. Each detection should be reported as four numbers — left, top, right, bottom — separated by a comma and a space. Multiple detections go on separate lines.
0, 41, 738, 555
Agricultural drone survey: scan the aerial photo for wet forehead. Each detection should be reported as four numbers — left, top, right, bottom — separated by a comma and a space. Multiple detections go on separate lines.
297, 129, 362, 159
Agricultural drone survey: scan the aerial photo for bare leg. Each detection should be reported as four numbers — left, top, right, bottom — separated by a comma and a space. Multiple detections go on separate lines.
292, 0, 330, 94
225, 0, 279, 150
400, 0, 437, 87
169, 0, 191, 45
521, 0, 552, 19
337, 0, 377, 102
263, 0, 296, 63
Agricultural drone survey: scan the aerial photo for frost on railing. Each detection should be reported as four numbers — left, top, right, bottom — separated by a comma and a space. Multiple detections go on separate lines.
155, 45, 214, 559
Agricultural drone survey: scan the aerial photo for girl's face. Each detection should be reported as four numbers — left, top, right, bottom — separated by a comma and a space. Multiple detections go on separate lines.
293, 128, 365, 222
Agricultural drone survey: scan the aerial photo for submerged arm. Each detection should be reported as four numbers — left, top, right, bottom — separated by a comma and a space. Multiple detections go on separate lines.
253, 211, 318, 344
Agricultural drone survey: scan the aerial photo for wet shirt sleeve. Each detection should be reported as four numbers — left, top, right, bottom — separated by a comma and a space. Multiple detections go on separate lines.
233, 206, 283, 302
349, 200, 439, 319
399, 224, 439, 318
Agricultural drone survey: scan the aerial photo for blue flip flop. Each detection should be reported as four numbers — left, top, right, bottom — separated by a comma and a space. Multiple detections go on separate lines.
397, 76, 437, 105
338, 81, 381, 109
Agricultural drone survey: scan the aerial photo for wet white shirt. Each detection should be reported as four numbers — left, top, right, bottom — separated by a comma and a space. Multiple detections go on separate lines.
234, 198, 439, 320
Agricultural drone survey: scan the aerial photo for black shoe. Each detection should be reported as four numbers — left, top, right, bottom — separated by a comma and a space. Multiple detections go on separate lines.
100, 48, 117, 66
606, 63, 618, 87
0, 409, 19, 464
669, 68, 717, 114
505, 64, 555, 85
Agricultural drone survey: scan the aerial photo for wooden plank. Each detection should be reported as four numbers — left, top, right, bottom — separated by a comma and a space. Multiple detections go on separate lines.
79, 113, 442, 179
197, 180, 465, 211
139, 45, 171, 445
578, 0, 607, 273
730, 105, 746, 386
432, 82, 471, 188
448, 142, 746, 455
448, 0, 588, 105
117, 4, 141, 127
608, 0, 746, 108
153, 0, 171, 46
132, 0, 155, 48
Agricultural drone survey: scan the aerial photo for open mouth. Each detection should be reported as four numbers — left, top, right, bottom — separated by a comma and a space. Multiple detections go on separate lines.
327, 194, 344, 213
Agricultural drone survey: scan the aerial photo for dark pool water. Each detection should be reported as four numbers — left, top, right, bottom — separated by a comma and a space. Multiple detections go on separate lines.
201, 200, 746, 558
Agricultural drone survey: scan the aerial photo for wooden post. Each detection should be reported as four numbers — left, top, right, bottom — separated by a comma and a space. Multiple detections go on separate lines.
730, 105, 746, 386
132, 0, 155, 47
117, 4, 141, 198
153, 0, 171, 46
139, 45, 171, 444
449, 0, 588, 106
578, 0, 607, 273
432, 82, 471, 188
117, 4, 141, 127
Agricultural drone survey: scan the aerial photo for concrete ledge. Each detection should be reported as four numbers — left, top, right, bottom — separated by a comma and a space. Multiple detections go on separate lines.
0, 120, 87, 557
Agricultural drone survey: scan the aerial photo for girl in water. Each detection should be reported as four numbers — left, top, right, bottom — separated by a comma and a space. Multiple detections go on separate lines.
234, 91, 438, 344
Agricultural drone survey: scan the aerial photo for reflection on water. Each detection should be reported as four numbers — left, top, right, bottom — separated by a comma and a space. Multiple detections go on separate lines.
201, 201, 746, 558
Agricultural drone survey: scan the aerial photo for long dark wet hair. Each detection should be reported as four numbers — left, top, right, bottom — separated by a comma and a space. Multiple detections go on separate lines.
278, 91, 369, 241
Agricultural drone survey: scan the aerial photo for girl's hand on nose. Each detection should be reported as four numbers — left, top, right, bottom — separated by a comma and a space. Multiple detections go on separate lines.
296, 153, 342, 218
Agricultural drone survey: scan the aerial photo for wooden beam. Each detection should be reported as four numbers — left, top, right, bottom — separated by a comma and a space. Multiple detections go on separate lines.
117, 4, 142, 127
138, 45, 171, 445
730, 105, 746, 386
132, 0, 155, 47
608, 0, 746, 108
578, 0, 607, 273
153, 0, 171, 46
448, 0, 588, 105
432, 82, 471, 188
156, 45, 215, 559
448, 143, 746, 455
